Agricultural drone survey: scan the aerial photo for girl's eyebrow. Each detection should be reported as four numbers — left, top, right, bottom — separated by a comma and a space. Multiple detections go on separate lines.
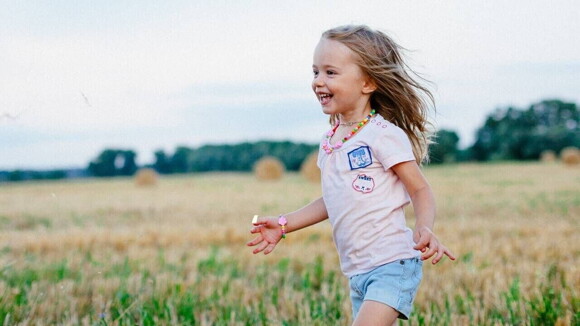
312, 64, 339, 69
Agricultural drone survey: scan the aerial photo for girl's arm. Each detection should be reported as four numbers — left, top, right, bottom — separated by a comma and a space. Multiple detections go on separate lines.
392, 161, 456, 264
285, 197, 328, 233
247, 197, 328, 255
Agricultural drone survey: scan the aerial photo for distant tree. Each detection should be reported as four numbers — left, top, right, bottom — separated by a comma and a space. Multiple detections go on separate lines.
119, 150, 137, 176
171, 146, 193, 173
456, 148, 474, 162
89, 141, 318, 176
44, 170, 67, 180
429, 129, 460, 164
30, 170, 67, 180
0, 169, 68, 182
185, 141, 318, 172
88, 149, 138, 177
153, 150, 173, 174
8, 170, 24, 182
470, 99, 579, 161
88, 149, 118, 177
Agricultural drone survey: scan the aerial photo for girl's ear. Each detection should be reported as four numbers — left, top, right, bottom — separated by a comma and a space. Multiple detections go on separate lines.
362, 77, 377, 94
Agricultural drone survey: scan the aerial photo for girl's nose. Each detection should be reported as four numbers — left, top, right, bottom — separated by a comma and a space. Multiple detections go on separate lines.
312, 75, 324, 87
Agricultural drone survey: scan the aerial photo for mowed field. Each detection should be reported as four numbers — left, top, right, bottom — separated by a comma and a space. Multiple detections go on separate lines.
0, 163, 578, 325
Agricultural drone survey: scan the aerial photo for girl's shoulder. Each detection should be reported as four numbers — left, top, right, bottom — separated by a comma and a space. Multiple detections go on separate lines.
367, 114, 408, 141
366, 114, 415, 166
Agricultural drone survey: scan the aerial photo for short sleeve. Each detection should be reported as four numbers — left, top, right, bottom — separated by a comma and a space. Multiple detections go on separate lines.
373, 124, 416, 170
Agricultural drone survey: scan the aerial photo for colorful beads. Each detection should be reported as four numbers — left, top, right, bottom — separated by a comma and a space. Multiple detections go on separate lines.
278, 215, 288, 239
322, 109, 376, 154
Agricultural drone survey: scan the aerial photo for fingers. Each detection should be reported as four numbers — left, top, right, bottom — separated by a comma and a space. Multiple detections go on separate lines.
413, 234, 430, 251
427, 245, 456, 264
250, 225, 262, 234
248, 216, 279, 255
263, 243, 277, 255
252, 239, 269, 254
420, 236, 439, 261
247, 236, 277, 255
421, 245, 437, 261
432, 247, 445, 264
444, 248, 457, 261
246, 235, 263, 247
413, 229, 456, 265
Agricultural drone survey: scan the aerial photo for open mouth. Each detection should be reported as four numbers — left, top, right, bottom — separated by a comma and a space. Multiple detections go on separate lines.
318, 93, 333, 105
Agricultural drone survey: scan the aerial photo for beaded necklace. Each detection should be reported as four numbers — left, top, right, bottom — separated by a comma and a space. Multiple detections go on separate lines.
322, 109, 375, 154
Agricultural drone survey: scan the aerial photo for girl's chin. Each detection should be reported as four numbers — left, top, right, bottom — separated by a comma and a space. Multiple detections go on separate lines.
321, 106, 336, 115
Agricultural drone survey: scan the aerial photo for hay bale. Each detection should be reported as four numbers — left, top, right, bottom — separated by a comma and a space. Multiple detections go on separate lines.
561, 147, 580, 166
134, 168, 159, 187
300, 152, 321, 183
540, 150, 556, 163
254, 157, 285, 181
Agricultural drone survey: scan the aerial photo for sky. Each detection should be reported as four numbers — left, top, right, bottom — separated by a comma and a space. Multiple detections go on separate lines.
1, 0, 579, 170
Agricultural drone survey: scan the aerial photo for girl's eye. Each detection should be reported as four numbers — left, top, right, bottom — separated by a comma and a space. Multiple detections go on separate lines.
313, 71, 319, 77
327, 70, 336, 76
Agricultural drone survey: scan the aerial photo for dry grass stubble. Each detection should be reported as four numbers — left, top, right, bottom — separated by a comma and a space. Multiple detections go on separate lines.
0, 163, 578, 324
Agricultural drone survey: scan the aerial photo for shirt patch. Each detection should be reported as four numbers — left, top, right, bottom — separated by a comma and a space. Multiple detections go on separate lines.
347, 146, 373, 170
352, 174, 375, 194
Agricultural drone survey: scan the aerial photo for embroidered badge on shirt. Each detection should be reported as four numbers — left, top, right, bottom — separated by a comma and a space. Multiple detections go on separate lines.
347, 146, 373, 170
352, 174, 375, 194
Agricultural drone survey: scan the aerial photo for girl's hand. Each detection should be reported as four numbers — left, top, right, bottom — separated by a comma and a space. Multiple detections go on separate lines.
413, 226, 456, 264
246, 216, 282, 255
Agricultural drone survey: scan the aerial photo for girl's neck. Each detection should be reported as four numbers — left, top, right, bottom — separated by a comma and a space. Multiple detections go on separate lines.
339, 105, 373, 124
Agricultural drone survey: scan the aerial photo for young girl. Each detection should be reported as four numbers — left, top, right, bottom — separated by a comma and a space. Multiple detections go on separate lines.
247, 25, 455, 325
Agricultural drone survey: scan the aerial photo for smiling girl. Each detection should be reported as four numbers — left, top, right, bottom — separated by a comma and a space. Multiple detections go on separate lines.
248, 25, 455, 325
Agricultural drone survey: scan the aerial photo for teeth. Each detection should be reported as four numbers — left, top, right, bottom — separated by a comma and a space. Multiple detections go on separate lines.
318, 93, 332, 105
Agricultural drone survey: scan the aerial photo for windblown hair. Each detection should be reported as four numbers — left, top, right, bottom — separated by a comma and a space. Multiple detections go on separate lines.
322, 25, 435, 164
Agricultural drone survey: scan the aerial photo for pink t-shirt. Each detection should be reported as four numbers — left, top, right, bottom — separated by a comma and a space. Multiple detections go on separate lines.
317, 114, 421, 277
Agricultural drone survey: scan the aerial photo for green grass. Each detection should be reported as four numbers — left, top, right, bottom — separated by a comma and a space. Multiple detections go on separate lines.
0, 249, 347, 325
0, 249, 577, 325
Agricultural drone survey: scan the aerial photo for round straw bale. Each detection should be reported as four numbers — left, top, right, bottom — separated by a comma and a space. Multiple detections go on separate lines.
560, 147, 580, 166
300, 152, 321, 183
134, 168, 159, 187
254, 157, 285, 181
540, 150, 556, 163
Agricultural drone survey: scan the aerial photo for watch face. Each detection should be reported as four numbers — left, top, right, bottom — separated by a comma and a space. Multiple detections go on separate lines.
279, 216, 287, 225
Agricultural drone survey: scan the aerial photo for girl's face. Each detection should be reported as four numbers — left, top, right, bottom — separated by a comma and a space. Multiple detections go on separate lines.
312, 38, 375, 118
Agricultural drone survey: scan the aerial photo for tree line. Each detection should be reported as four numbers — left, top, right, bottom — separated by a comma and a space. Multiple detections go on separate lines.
1, 99, 577, 182
470, 99, 578, 161
85, 141, 318, 177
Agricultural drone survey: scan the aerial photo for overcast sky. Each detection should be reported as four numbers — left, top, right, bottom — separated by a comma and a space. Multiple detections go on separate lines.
1, 1, 579, 169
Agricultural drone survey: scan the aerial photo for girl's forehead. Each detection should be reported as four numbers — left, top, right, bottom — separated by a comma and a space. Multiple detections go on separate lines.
313, 38, 358, 66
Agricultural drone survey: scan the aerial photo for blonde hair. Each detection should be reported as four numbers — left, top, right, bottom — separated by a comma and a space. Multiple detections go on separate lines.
322, 25, 435, 164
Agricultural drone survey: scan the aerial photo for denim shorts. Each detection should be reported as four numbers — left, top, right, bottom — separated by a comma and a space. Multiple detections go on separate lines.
349, 256, 423, 320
